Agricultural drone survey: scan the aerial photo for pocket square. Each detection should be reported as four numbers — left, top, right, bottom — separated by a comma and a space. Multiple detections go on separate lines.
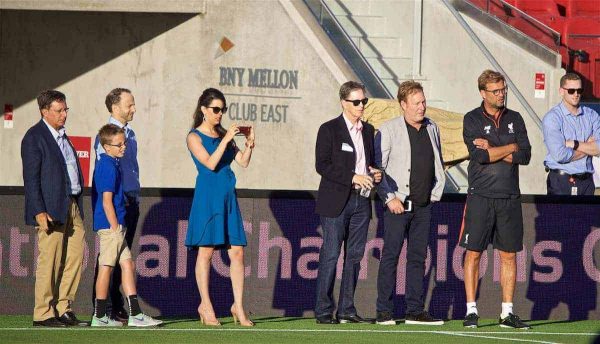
341, 143, 354, 152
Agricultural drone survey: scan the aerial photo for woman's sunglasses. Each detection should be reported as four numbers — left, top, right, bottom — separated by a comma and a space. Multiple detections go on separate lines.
207, 106, 228, 114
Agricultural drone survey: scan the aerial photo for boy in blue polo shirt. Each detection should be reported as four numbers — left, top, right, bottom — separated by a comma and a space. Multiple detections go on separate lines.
91, 124, 161, 327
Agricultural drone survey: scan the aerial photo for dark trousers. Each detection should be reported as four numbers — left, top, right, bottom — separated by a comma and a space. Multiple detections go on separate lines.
92, 196, 139, 312
376, 204, 431, 315
546, 171, 595, 195
315, 194, 370, 317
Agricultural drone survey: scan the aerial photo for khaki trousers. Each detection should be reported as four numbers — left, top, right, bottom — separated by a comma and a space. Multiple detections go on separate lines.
33, 199, 85, 321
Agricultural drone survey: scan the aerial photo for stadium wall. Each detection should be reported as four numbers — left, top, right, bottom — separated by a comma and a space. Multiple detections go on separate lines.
1, 189, 599, 321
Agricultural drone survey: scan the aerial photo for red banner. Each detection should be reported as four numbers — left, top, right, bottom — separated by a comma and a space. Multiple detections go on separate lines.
4, 104, 14, 129
69, 136, 92, 187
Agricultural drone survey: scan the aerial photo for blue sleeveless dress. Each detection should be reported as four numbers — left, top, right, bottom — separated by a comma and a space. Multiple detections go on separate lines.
185, 129, 247, 248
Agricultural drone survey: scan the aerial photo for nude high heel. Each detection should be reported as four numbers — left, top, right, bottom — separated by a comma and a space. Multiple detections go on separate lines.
198, 307, 221, 326
230, 304, 254, 327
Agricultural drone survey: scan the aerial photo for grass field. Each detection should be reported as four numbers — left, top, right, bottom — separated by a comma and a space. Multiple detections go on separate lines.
1, 315, 599, 344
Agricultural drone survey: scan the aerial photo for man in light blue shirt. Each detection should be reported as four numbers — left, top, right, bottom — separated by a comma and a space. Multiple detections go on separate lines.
543, 73, 600, 195
91, 88, 140, 321
43, 121, 82, 196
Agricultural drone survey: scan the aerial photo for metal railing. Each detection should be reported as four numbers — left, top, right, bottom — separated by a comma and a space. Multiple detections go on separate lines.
444, 0, 543, 130
467, 0, 561, 52
303, 0, 394, 98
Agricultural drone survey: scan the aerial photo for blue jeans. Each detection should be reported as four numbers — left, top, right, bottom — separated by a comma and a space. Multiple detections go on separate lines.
315, 193, 371, 317
376, 204, 431, 315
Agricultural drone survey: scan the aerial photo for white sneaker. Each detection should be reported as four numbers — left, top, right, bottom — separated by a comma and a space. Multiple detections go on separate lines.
91, 315, 124, 327
128, 313, 163, 327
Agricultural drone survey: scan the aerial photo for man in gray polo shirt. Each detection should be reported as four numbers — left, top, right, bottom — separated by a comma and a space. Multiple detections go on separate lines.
374, 81, 445, 325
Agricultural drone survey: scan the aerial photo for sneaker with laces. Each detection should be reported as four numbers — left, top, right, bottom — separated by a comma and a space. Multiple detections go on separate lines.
405, 311, 444, 325
128, 313, 163, 327
499, 313, 531, 329
91, 315, 124, 327
376, 311, 395, 325
463, 313, 479, 328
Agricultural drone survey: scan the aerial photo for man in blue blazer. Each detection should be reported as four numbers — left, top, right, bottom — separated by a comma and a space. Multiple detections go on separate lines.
21, 90, 87, 327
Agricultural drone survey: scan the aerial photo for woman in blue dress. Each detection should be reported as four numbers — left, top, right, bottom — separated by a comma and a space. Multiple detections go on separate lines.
186, 88, 255, 326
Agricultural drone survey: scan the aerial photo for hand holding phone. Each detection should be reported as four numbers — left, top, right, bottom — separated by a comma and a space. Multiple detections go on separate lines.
236, 126, 251, 136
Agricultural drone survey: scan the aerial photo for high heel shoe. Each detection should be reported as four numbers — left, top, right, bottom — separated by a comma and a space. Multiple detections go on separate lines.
198, 308, 221, 326
230, 304, 254, 327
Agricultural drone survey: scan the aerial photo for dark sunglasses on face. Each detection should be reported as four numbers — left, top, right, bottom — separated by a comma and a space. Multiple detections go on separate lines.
344, 98, 369, 106
207, 106, 228, 114
562, 87, 584, 95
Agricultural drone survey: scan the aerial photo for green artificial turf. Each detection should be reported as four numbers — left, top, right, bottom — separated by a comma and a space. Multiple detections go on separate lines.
1, 315, 598, 344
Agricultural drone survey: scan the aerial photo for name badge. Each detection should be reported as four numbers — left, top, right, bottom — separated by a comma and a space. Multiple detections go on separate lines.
341, 143, 354, 152
571, 186, 578, 196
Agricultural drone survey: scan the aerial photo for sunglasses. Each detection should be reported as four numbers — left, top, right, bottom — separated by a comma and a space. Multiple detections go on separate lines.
562, 87, 584, 95
344, 98, 369, 106
207, 106, 228, 114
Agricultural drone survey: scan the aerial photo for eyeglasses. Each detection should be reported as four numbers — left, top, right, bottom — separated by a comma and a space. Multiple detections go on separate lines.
49, 107, 69, 114
106, 141, 127, 149
562, 87, 584, 95
344, 98, 369, 106
207, 106, 228, 114
484, 87, 508, 96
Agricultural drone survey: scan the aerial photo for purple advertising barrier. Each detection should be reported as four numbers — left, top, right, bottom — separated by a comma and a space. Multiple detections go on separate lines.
1, 190, 599, 320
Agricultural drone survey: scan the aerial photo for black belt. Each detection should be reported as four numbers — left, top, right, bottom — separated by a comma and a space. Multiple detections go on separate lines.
547, 168, 592, 180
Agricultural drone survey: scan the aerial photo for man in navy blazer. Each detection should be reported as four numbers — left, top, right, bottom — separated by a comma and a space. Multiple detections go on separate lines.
21, 90, 87, 327
314, 81, 381, 324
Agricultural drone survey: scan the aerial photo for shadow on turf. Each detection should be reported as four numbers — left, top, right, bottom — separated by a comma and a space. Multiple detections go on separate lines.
470, 319, 578, 329
528, 319, 588, 327
256, 317, 307, 323
150, 316, 307, 326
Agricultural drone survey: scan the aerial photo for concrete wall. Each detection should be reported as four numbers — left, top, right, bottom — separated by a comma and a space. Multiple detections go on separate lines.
320, 0, 564, 194
0, 0, 569, 194
0, 0, 356, 190
418, 0, 564, 194
0, 0, 207, 13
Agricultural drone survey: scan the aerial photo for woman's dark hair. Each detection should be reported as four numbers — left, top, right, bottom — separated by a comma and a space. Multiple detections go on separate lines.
192, 88, 227, 138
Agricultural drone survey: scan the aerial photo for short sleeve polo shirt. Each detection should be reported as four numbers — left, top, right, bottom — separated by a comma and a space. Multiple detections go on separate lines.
92, 154, 126, 231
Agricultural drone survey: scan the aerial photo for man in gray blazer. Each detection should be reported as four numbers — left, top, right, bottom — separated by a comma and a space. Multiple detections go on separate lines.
374, 81, 445, 325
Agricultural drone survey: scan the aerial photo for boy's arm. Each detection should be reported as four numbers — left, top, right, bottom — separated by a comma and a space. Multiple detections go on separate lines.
102, 191, 119, 231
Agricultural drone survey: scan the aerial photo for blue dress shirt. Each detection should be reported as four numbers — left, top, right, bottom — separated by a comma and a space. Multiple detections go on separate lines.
543, 102, 600, 174
43, 119, 81, 195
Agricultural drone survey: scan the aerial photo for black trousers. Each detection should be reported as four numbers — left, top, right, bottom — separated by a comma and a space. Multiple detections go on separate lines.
376, 204, 431, 315
546, 170, 595, 195
92, 196, 140, 312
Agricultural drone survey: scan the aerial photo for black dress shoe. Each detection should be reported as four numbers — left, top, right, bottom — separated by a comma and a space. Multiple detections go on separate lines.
33, 317, 67, 327
315, 314, 340, 324
337, 314, 375, 324
59, 311, 89, 327
111, 308, 129, 322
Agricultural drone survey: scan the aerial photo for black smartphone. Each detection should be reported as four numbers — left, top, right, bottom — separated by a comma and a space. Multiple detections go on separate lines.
403, 200, 413, 212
